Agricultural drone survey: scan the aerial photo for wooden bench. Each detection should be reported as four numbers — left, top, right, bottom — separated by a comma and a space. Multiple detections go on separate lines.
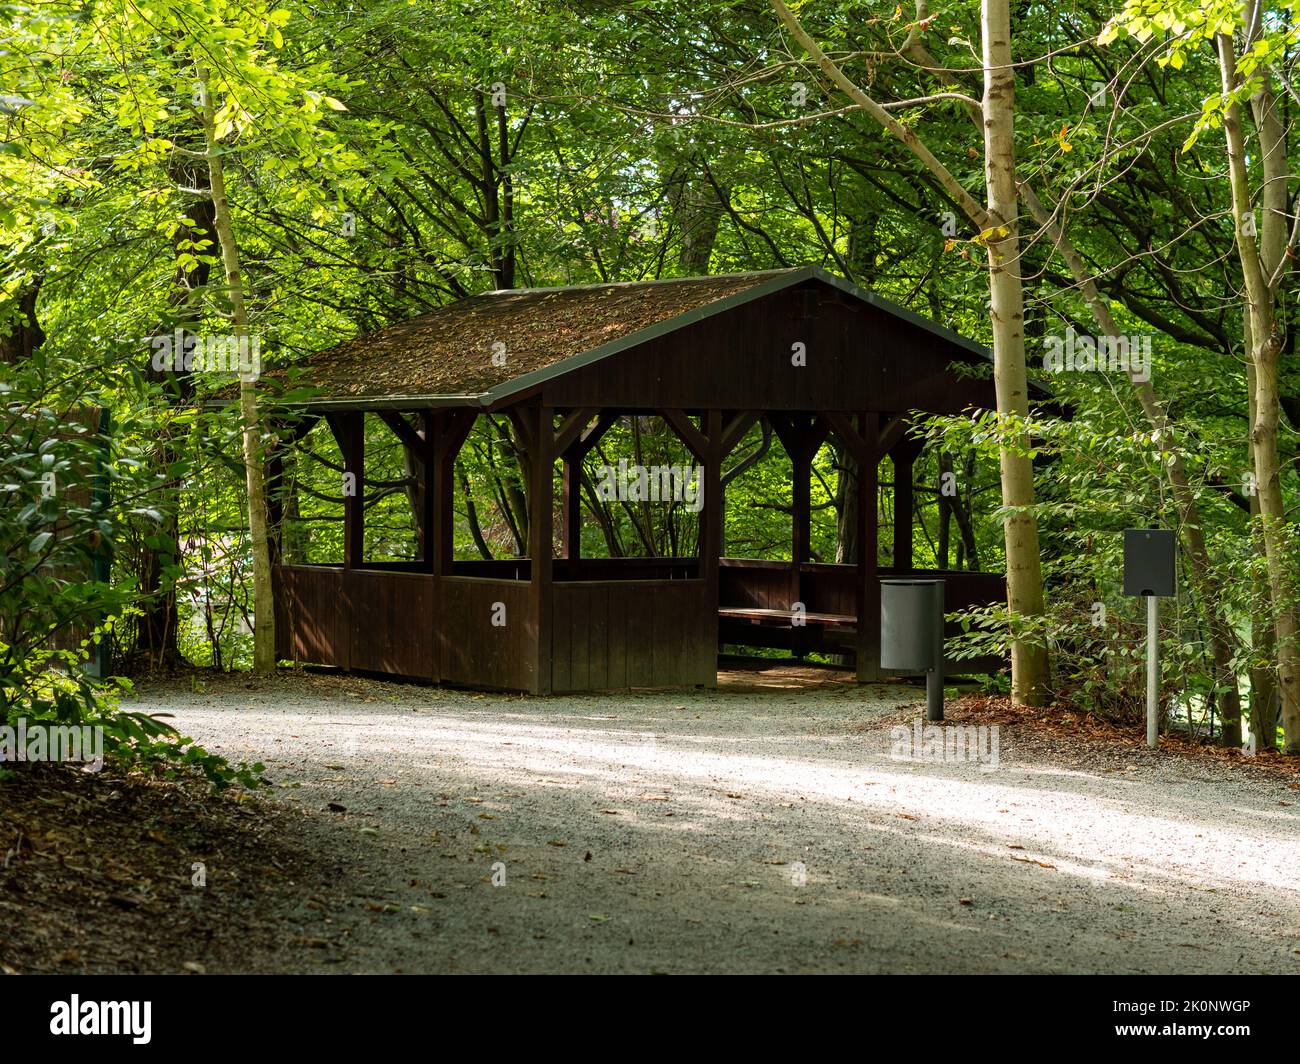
717, 605, 857, 656
717, 606, 856, 628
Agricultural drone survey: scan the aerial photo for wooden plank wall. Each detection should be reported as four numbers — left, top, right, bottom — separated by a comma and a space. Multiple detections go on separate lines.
551, 579, 713, 692
439, 576, 533, 690
271, 564, 1010, 689
719, 559, 791, 610
346, 569, 436, 679
275, 565, 348, 668
799, 565, 857, 617
275, 566, 534, 689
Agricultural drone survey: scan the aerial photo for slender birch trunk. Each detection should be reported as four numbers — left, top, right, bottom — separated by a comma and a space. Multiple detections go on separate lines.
1247, 355, 1280, 749
980, 0, 1048, 704
1216, 37, 1300, 753
197, 65, 276, 675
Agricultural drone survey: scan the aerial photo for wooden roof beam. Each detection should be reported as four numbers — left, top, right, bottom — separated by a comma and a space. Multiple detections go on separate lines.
661, 409, 708, 463
378, 410, 426, 459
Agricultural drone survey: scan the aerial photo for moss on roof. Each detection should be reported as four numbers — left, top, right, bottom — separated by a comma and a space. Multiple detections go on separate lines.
290, 271, 785, 404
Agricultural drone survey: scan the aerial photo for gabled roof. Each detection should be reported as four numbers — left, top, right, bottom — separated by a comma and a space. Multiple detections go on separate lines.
262, 266, 1011, 411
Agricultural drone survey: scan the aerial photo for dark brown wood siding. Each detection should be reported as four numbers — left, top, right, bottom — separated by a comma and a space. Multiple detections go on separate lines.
275, 565, 349, 668
345, 570, 436, 679
438, 577, 533, 690
551, 579, 713, 692
275, 566, 437, 679
539, 284, 997, 414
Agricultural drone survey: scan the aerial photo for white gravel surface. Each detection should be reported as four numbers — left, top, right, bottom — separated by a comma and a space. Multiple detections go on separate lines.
127, 669, 1300, 974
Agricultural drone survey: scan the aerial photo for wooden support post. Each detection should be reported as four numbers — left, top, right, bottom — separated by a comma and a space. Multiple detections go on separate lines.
562, 457, 581, 564
420, 410, 436, 567
265, 444, 285, 569
430, 411, 453, 576
327, 412, 364, 570
431, 410, 475, 576
857, 411, 880, 682
528, 404, 555, 694
702, 409, 722, 688
344, 413, 364, 570
893, 444, 916, 571
791, 447, 811, 611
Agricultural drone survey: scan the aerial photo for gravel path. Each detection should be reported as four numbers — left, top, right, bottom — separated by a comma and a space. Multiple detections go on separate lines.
127, 670, 1300, 974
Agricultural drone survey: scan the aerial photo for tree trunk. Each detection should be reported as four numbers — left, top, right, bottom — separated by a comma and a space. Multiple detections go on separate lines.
198, 65, 276, 676
1217, 36, 1300, 753
459, 462, 494, 560
1248, 436, 1280, 750
981, 0, 1049, 704
666, 161, 724, 274
0, 275, 45, 364
767, 0, 1049, 701
280, 450, 307, 566
135, 158, 216, 669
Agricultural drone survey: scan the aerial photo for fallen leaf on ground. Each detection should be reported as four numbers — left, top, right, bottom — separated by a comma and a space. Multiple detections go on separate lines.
1010, 855, 1057, 869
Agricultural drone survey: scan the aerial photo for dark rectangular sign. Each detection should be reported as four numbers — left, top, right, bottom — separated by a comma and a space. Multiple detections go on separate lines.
1123, 528, 1176, 597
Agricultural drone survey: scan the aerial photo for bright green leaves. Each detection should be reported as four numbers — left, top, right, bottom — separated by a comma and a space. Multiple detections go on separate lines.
1099, 0, 1300, 152
1183, 91, 1224, 153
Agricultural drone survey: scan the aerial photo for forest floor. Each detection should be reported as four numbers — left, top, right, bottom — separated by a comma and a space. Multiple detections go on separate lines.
5, 664, 1300, 974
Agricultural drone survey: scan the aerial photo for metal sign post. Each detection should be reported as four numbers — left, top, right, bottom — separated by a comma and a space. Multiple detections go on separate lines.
1146, 594, 1158, 748
1123, 529, 1176, 749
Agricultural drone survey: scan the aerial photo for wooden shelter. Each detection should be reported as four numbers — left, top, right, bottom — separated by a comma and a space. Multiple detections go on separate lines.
264, 266, 1037, 693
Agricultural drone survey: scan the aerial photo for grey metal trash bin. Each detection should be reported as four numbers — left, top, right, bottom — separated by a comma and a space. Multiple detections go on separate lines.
881, 579, 946, 721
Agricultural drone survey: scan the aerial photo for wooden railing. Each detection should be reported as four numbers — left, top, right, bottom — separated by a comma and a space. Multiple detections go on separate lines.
274, 564, 533, 688
274, 558, 1007, 689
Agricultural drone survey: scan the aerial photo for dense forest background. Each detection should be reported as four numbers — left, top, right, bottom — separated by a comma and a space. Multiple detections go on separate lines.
5, 0, 1299, 759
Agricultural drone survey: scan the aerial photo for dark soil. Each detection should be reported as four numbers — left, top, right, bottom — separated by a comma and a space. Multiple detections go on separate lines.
0, 762, 349, 974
